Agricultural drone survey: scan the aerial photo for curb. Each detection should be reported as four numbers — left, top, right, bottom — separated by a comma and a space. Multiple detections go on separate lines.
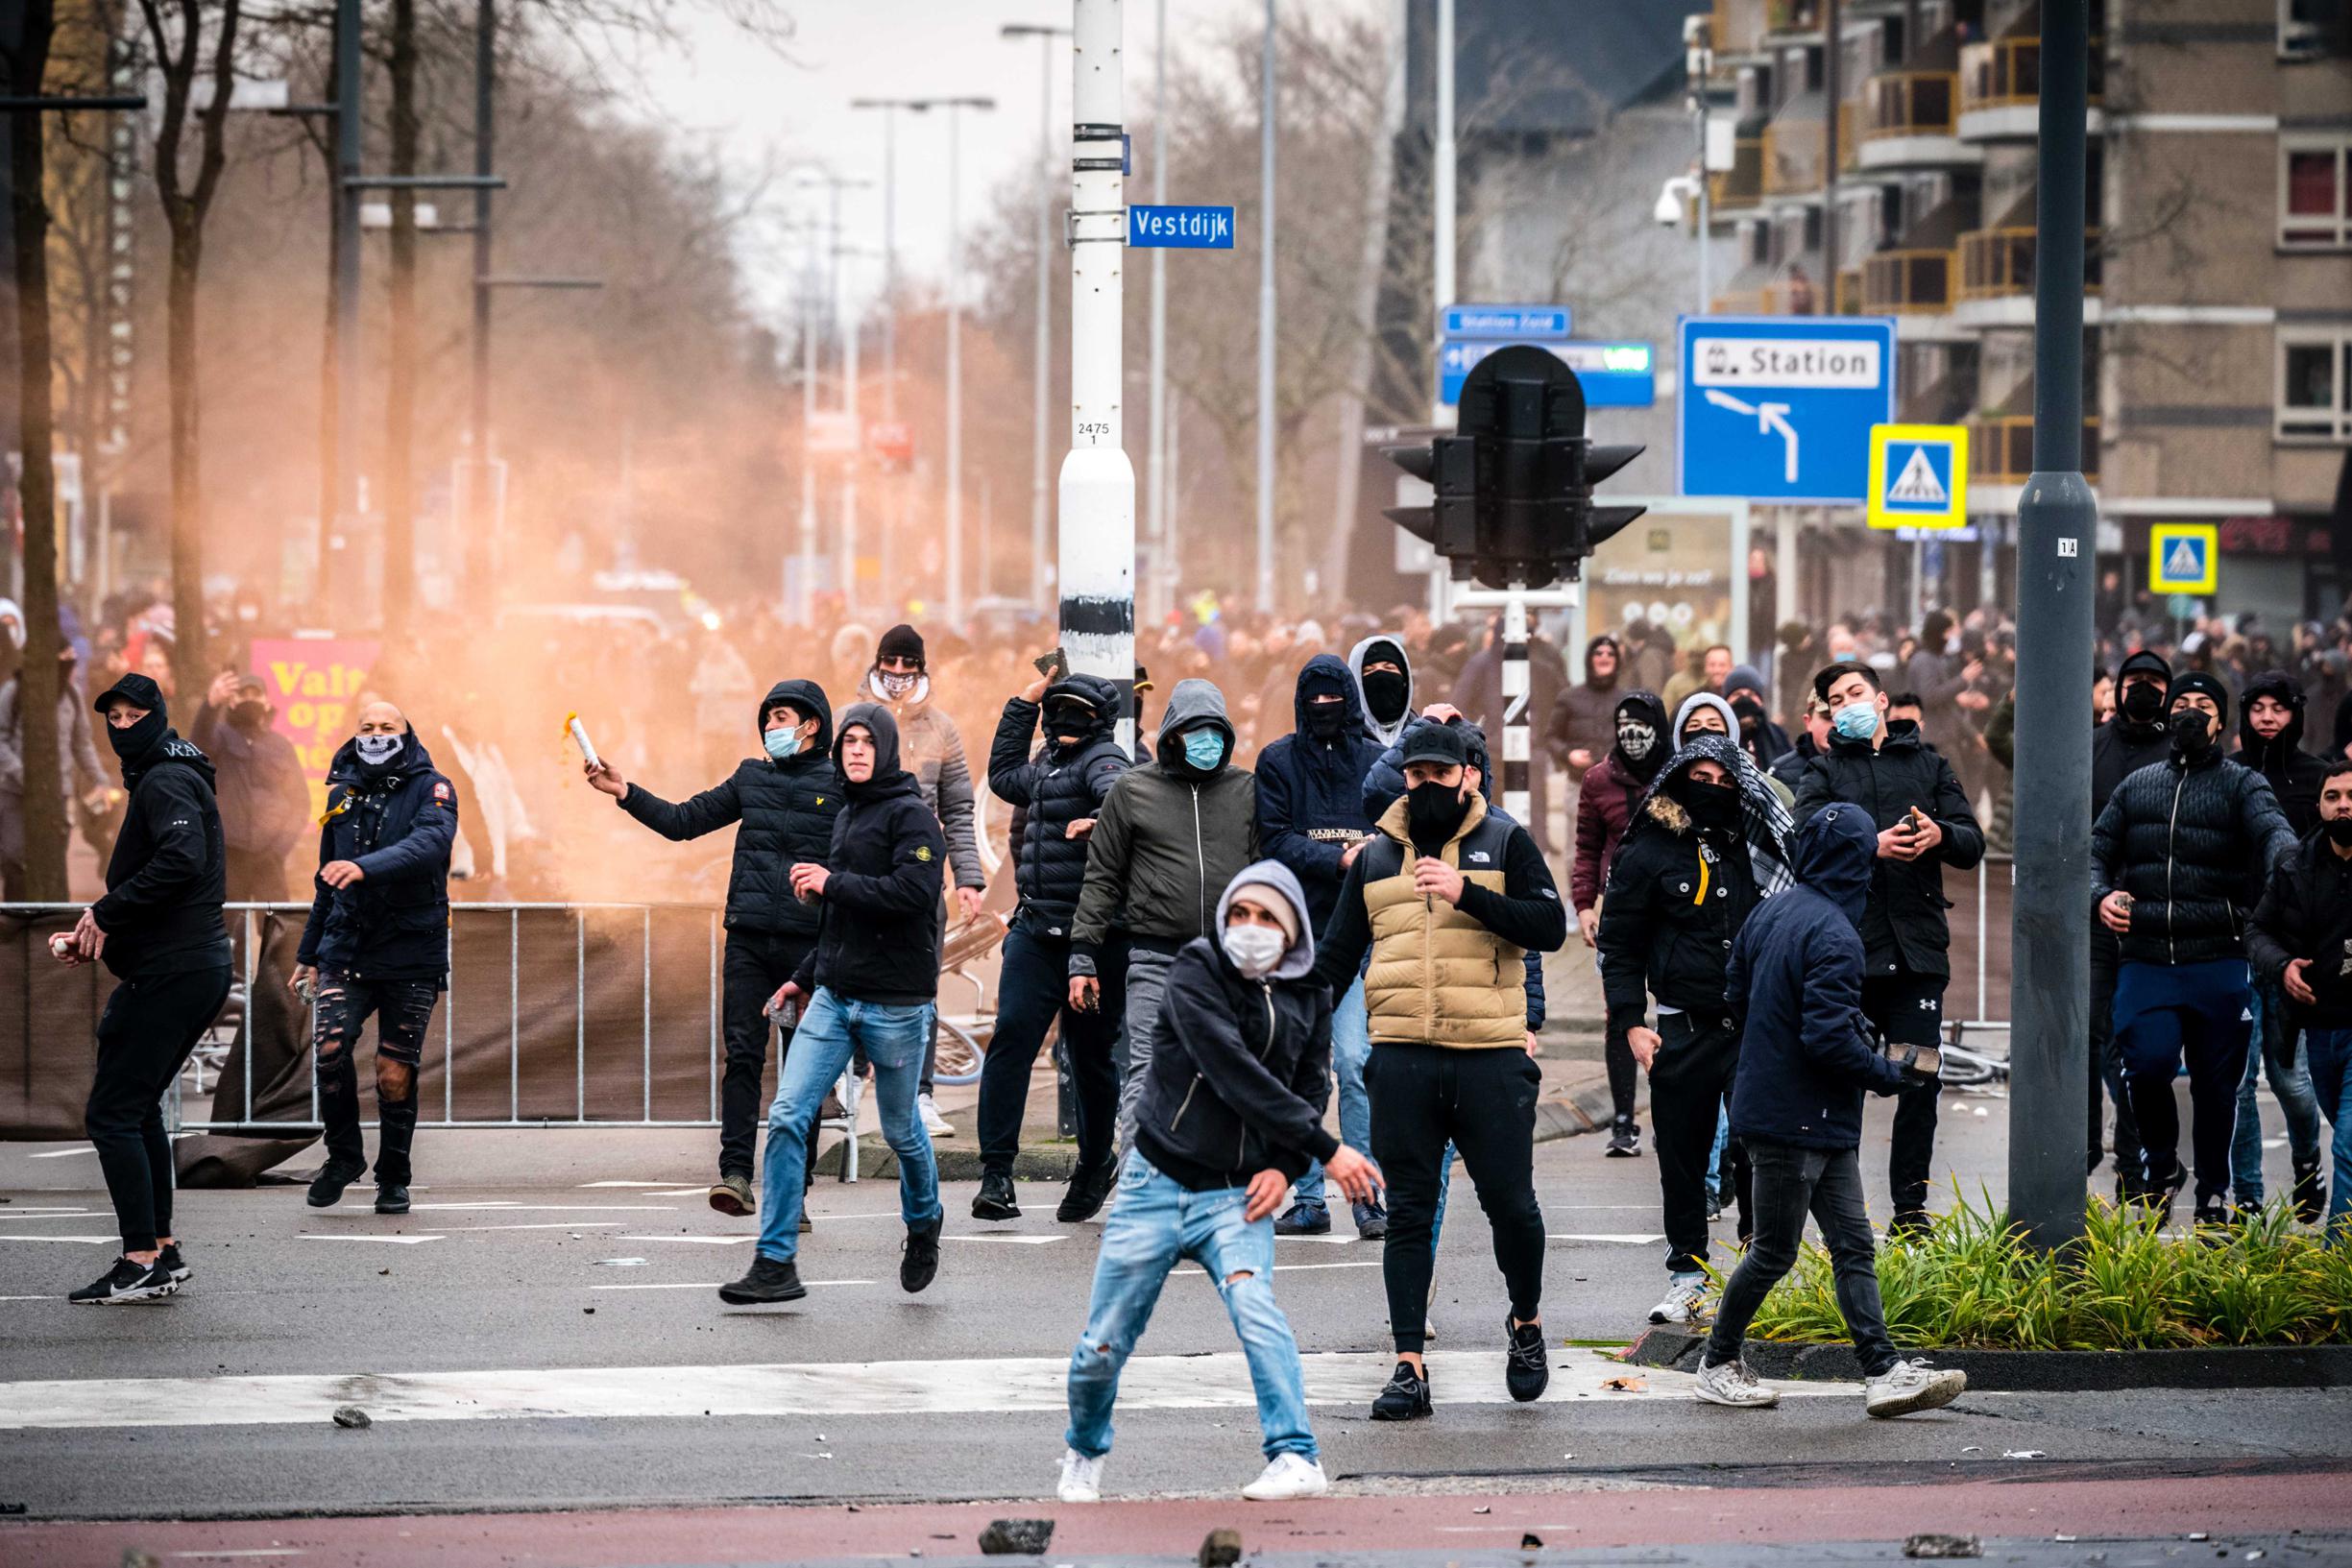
1621, 1327, 2352, 1390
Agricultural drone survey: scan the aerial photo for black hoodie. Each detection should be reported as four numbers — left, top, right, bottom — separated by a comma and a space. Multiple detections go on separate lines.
2093, 649, 2173, 814
2236, 669, 2331, 836
88, 676, 230, 980
791, 704, 949, 1003
297, 726, 457, 978
619, 677, 842, 937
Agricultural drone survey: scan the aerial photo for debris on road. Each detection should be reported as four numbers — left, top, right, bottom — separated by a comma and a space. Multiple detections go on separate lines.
1601, 1375, 1647, 1392
1903, 1533, 1982, 1558
979, 1518, 1055, 1556
1521, 1532, 1546, 1549
331, 1407, 372, 1430
1199, 1527, 1243, 1567
2001, 1450, 2048, 1459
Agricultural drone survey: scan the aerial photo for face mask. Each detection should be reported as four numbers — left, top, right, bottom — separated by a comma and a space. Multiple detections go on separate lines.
1304, 701, 1349, 740
1046, 702, 1095, 742
764, 726, 803, 761
354, 733, 405, 768
106, 709, 165, 761
2328, 818, 2352, 848
1733, 702, 1763, 737
1361, 668, 1408, 724
2170, 709, 2215, 757
2121, 683, 2165, 724
1222, 923, 1288, 979
1615, 717, 1656, 760
1677, 780, 1742, 833
1832, 701, 1880, 742
877, 669, 919, 700
1406, 779, 1469, 849
1182, 727, 1227, 772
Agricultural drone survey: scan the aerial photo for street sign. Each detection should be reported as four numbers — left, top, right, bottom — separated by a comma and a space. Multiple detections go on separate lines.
1127, 205, 1234, 249
2149, 522, 2219, 593
1866, 422, 1968, 530
1676, 315, 1897, 504
1443, 303, 1571, 340
1438, 340, 1653, 408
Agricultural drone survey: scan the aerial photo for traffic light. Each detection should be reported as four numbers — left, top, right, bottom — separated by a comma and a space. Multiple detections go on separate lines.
1382, 345, 1645, 591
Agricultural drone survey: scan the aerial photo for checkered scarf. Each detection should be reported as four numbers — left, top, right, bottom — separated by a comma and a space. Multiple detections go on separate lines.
1637, 733, 1796, 900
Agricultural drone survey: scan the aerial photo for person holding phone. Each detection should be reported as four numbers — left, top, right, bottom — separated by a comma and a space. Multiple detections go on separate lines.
1790, 661, 1984, 1235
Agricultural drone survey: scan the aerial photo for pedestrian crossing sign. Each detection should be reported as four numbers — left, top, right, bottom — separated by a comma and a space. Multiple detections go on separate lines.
2149, 522, 2219, 593
1865, 423, 1967, 530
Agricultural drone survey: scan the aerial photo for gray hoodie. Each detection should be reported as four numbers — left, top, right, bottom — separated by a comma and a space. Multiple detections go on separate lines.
1348, 635, 1417, 749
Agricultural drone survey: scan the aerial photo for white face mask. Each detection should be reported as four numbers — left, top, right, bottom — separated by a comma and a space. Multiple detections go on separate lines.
354, 733, 404, 767
1222, 924, 1288, 978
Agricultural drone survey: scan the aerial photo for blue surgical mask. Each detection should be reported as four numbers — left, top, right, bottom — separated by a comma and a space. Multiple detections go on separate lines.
1181, 727, 1226, 772
764, 726, 803, 761
1832, 700, 1880, 742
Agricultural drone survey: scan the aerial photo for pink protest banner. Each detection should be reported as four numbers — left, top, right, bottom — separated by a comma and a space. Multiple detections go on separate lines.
246, 638, 381, 817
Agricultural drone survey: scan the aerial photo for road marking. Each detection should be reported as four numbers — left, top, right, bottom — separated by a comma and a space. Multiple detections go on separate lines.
642, 1189, 713, 1198
0, 1234, 116, 1244
1549, 1234, 1666, 1244
1274, 1234, 1360, 1245
169, 1553, 308, 1560
0, 1294, 60, 1301
613, 1235, 756, 1245
336, 1203, 676, 1213
940, 1234, 1064, 1245
25, 1146, 100, 1158
1268, 1260, 1383, 1272
591, 1279, 875, 1291
0, 1208, 100, 1217
297, 1235, 444, 1245
0, 1350, 1853, 1430
577, 1181, 677, 1188
451, 1222, 625, 1232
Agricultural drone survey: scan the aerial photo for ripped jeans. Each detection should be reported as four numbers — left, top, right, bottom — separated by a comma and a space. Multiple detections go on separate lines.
314, 969, 442, 1187
1064, 1152, 1314, 1462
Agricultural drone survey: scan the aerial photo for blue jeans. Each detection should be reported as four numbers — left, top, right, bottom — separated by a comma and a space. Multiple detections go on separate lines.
1064, 1153, 1316, 1463
755, 989, 941, 1264
1291, 977, 1370, 1212
2305, 1027, 2352, 1237
2233, 979, 2323, 1206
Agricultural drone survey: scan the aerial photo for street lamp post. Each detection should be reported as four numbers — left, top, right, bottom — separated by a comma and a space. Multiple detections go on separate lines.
1255, 0, 1276, 613
936, 95, 994, 625
1146, 0, 1170, 623
1005, 24, 1070, 609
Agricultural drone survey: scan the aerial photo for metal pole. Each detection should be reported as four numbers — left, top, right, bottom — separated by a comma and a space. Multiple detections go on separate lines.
882, 109, 898, 420
2006, 0, 2093, 1250
1061, 0, 1137, 751
798, 221, 819, 622
842, 294, 861, 614
946, 107, 965, 626
1694, 50, 1710, 314
466, 0, 495, 620
1255, 0, 1277, 613
1146, 0, 1169, 626
1823, 0, 1841, 295
1431, 0, 1455, 426
330, 0, 362, 615
1030, 31, 1061, 606
1501, 587, 1532, 826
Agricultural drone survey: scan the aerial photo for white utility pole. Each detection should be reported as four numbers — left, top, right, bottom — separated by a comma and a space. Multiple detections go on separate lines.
1061, 0, 1138, 749
1006, 24, 1071, 608
796, 222, 820, 623
1255, 0, 1278, 612
841, 298, 861, 614
938, 95, 996, 626
1432, 0, 1456, 427
1146, 0, 1170, 623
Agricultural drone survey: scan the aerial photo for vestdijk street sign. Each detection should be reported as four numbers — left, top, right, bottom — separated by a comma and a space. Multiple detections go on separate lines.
1438, 340, 1653, 408
1676, 315, 1897, 505
1443, 303, 1572, 340
2149, 522, 2219, 593
1127, 205, 1234, 249
1866, 422, 1969, 530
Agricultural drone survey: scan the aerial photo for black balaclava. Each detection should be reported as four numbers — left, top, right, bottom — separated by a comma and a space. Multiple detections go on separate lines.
1359, 639, 1409, 727
2167, 672, 2229, 762
1665, 766, 1741, 834
96, 672, 169, 766
1406, 779, 1470, 856
1611, 691, 1670, 784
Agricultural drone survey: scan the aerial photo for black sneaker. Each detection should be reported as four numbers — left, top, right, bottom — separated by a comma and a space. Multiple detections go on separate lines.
1605, 1118, 1641, 1157
1273, 1201, 1331, 1236
1504, 1315, 1550, 1402
69, 1256, 177, 1305
1055, 1163, 1116, 1224
158, 1242, 190, 1284
2193, 1200, 2240, 1230
972, 1170, 1021, 1221
1887, 1209, 1932, 1241
2294, 1156, 2325, 1226
2144, 1160, 2188, 1226
375, 1184, 410, 1216
305, 1158, 366, 1209
1351, 1197, 1389, 1241
1370, 1360, 1432, 1421
901, 1219, 942, 1293
717, 1255, 807, 1305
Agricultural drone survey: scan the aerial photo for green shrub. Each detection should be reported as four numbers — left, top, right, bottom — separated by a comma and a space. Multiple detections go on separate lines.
1735, 1188, 2352, 1351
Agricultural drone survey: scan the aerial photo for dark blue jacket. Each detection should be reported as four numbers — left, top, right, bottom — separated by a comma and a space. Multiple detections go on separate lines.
298, 730, 457, 980
1254, 654, 1386, 934
989, 673, 1129, 935
1726, 803, 1907, 1150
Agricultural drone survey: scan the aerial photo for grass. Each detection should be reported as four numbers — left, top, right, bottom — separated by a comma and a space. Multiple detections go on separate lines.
1735, 1188, 2352, 1352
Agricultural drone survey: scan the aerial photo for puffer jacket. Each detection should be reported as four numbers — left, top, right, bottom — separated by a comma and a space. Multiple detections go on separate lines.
988, 673, 1129, 936
1788, 721, 1985, 977
1254, 654, 1384, 933
1132, 859, 1340, 1192
790, 704, 949, 1004
1069, 679, 1259, 973
2236, 668, 2332, 836
2091, 743, 2297, 967
2248, 826, 2352, 1029
1598, 782, 1761, 1034
618, 679, 841, 937
856, 668, 983, 891
297, 729, 456, 980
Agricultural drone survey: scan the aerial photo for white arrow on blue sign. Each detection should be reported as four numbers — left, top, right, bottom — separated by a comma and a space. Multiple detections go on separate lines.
1676, 315, 1897, 505
1128, 205, 1235, 249
1439, 340, 1653, 407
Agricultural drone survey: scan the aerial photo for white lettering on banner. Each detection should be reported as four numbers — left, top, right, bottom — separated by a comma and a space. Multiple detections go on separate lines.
1131, 208, 1233, 243
1689, 337, 1882, 390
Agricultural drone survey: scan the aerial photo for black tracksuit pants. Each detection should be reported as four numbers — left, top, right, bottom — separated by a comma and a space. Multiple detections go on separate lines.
1861, 963, 1945, 1217
85, 966, 231, 1253
1650, 1011, 1752, 1274
1367, 1042, 1546, 1355
977, 919, 1125, 1180
720, 929, 822, 1188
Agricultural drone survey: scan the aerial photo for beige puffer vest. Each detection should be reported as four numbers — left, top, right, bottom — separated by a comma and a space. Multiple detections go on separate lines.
1361, 791, 1526, 1049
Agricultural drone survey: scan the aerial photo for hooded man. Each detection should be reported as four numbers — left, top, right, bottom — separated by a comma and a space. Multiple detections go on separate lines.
1693, 804, 1963, 1420
57, 673, 230, 1304
1056, 862, 1379, 1507
859, 623, 984, 1136
1069, 678, 1260, 1157
1545, 635, 1623, 782
725, 704, 950, 1306
292, 701, 457, 1217
591, 679, 842, 1218
1601, 734, 1794, 1325
976, 671, 1134, 1225
2093, 671, 2297, 1224
2084, 647, 2175, 1189
1724, 666, 1791, 770
189, 670, 310, 901
1349, 636, 1416, 751
1572, 690, 1671, 1152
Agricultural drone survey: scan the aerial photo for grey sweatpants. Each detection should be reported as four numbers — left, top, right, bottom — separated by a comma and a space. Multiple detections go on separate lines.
1112, 946, 1180, 1159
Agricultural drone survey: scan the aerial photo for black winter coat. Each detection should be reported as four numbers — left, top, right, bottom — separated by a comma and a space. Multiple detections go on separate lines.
92, 728, 230, 980
1254, 654, 1385, 934
619, 679, 842, 937
2248, 828, 2352, 1029
791, 704, 949, 1004
1597, 790, 1760, 1034
297, 731, 457, 980
1788, 723, 1985, 977
2092, 747, 2297, 967
2236, 669, 2333, 836
988, 674, 1129, 935
2094, 717, 2173, 816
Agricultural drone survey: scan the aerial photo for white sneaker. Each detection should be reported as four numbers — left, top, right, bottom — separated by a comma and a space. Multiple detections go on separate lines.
1648, 1272, 1711, 1325
1056, 1447, 1104, 1503
1241, 1452, 1329, 1501
917, 1094, 954, 1137
1692, 1355, 1780, 1409
1864, 1358, 1967, 1418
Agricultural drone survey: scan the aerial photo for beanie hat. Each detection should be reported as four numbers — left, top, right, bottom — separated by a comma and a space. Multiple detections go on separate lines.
1224, 879, 1300, 943
877, 623, 926, 666
2167, 670, 2231, 728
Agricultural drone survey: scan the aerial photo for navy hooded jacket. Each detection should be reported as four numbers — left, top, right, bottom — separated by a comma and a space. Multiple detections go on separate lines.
1726, 803, 1908, 1150
789, 704, 949, 1004
298, 729, 457, 980
1254, 653, 1386, 933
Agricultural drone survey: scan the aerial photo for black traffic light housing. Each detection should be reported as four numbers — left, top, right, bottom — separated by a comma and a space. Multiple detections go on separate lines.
1382, 345, 1645, 591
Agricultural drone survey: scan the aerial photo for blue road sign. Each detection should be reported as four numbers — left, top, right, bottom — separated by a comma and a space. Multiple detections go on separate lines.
1676, 315, 1897, 504
1443, 303, 1571, 340
1437, 340, 1652, 407
1128, 205, 1234, 249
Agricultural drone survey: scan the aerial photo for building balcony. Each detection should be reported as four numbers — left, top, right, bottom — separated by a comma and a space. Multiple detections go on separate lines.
1763, 0, 1823, 36
1710, 135, 1764, 212
1864, 70, 1955, 138
1969, 414, 2101, 485
1834, 266, 1862, 315
1958, 226, 2101, 302
1862, 248, 1958, 314
1762, 117, 1826, 198
1958, 36, 2105, 139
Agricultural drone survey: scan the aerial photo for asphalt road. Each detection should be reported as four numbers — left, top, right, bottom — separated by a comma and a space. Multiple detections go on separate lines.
2, 1079, 2344, 1563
